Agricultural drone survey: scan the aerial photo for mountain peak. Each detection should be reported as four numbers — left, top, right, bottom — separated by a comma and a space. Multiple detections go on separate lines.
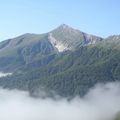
57, 24, 76, 31
59, 24, 71, 28
48, 24, 103, 53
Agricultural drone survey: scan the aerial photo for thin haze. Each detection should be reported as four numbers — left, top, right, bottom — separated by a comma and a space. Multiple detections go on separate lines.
0, 0, 120, 41
0, 82, 120, 120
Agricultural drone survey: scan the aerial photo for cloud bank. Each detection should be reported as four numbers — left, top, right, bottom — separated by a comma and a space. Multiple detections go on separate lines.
0, 72, 12, 77
0, 82, 120, 120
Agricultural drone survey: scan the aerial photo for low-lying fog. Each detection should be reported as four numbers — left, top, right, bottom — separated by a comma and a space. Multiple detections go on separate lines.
0, 82, 120, 120
0, 72, 12, 77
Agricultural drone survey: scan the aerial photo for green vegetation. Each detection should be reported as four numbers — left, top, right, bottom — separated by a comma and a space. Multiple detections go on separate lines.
0, 43, 120, 97
0, 25, 120, 98
114, 112, 120, 120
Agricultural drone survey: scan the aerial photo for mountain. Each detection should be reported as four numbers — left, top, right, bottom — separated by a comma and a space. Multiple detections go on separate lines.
0, 24, 120, 98
0, 24, 102, 72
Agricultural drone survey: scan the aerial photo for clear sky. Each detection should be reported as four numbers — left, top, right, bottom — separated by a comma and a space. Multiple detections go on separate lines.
0, 0, 120, 41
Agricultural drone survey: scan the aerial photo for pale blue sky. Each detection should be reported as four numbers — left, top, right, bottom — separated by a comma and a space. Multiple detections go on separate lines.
0, 0, 120, 41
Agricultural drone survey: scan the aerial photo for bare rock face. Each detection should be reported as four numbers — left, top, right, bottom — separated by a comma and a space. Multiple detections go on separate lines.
49, 24, 103, 51
48, 33, 68, 52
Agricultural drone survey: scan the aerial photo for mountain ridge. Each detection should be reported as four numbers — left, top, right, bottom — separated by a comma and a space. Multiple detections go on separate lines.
0, 24, 120, 72
0, 24, 120, 98
0, 24, 104, 71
